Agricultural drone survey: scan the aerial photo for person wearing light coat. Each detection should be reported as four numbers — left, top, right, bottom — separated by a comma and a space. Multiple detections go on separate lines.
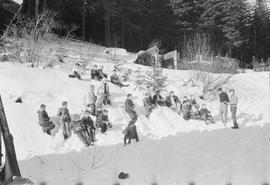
86, 84, 97, 116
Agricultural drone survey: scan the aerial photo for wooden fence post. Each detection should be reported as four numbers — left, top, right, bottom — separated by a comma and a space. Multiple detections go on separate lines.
0, 95, 21, 180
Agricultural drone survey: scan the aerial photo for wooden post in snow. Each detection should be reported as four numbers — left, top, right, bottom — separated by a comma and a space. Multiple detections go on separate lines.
0, 95, 21, 179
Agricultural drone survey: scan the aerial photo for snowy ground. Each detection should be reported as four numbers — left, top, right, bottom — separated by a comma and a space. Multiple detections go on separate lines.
0, 43, 270, 185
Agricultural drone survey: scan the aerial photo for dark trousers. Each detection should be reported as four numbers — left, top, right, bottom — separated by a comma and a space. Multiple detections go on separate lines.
124, 125, 139, 144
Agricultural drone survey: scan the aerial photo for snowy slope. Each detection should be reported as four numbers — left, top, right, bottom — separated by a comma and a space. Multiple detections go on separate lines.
0, 58, 269, 185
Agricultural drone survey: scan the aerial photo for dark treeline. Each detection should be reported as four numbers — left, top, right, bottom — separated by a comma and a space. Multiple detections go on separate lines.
22, 0, 270, 65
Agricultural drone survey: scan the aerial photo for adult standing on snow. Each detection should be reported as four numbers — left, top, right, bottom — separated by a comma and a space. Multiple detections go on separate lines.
125, 93, 138, 122
218, 88, 229, 125
227, 89, 239, 129
86, 84, 97, 116
97, 78, 111, 105
57, 101, 72, 140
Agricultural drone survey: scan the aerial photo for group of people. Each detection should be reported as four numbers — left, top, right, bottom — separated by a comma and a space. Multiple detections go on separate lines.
40, 64, 239, 148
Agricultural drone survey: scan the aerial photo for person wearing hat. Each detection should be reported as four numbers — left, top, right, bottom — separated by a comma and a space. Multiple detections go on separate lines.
91, 65, 99, 80
96, 109, 112, 134
57, 101, 72, 140
153, 90, 165, 106
165, 91, 181, 114
143, 92, 155, 118
69, 63, 81, 80
110, 69, 129, 88
37, 104, 55, 136
227, 89, 239, 129
218, 88, 229, 125
125, 94, 138, 122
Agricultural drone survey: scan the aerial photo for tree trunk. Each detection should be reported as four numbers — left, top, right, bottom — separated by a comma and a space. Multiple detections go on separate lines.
0, 95, 21, 180
35, 0, 39, 18
121, 21, 125, 48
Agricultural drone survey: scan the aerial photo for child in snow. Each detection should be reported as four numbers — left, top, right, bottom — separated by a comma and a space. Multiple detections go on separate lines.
37, 104, 55, 135
80, 110, 96, 143
199, 104, 215, 124
182, 100, 192, 120
123, 120, 139, 145
153, 90, 165, 106
125, 93, 138, 122
143, 92, 155, 118
57, 101, 72, 140
97, 65, 108, 80
68, 63, 81, 79
96, 109, 112, 134
189, 95, 200, 116
72, 114, 91, 147
86, 84, 97, 116
110, 69, 129, 88
165, 91, 181, 114
97, 78, 111, 105
91, 65, 99, 80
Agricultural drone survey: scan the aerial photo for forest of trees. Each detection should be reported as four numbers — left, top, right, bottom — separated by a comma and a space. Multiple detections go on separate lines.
22, 0, 270, 65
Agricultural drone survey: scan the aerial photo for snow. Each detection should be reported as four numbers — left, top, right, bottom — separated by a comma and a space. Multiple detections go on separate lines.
0, 46, 270, 184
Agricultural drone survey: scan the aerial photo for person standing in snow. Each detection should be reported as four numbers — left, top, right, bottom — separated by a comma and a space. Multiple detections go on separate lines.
165, 91, 181, 114
125, 93, 138, 122
123, 120, 139, 145
97, 78, 111, 105
86, 84, 97, 116
143, 92, 155, 118
37, 104, 55, 135
68, 63, 81, 79
110, 69, 129, 88
57, 101, 72, 140
218, 88, 229, 125
227, 89, 239, 129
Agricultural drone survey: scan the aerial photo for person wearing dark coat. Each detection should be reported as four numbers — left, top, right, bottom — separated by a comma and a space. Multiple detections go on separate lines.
110, 69, 129, 87
37, 104, 55, 135
91, 65, 99, 80
80, 110, 96, 142
97, 65, 108, 80
153, 90, 165, 106
68, 63, 81, 79
143, 92, 155, 118
125, 94, 138, 122
72, 114, 91, 147
57, 101, 72, 140
189, 95, 200, 115
218, 88, 229, 125
199, 104, 215, 124
123, 120, 139, 145
96, 109, 112, 134
182, 100, 192, 120
165, 91, 181, 114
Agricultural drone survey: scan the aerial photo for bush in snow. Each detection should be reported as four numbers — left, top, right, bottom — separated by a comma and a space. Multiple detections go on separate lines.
135, 67, 168, 92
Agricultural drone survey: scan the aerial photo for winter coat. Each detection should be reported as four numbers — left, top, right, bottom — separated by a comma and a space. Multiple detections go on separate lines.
97, 69, 107, 80
57, 107, 71, 122
219, 92, 229, 103
37, 110, 51, 127
110, 74, 120, 84
143, 96, 154, 107
199, 108, 211, 117
153, 94, 164, 105
91, 69, 99, 79
81, 116, 95, 129
165, 95, 180, 107
86, 85, 97, 105
125, 99, 135, 113
229, 94, 238, 107
182, 104, 192, 113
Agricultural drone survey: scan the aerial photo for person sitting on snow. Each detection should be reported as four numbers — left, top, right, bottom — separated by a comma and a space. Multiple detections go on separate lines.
182, 100, 192, 120
189, 95, 200, 115
68, 63, 81, 80
57, 101, 72, 140
91, 65, 99, 80
97, 65, 108, 80
143, 92, 155, 118
80, 110, 96, 143
165, 91, 181, 114
199, 104, 215, 124
125, 93, 138, 122
37, 104, 55, 136
153, 90, 165, 106
110, 69, 129, 88
123, 120, 139, 145
72, 114, 91, 147
97, 78, 111, 105
96, 109, 112, 134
